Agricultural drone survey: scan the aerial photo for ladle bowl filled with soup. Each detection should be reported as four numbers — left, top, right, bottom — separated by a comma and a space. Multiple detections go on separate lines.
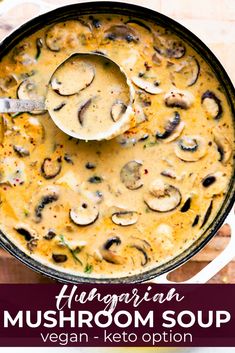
0, 2, 234, 283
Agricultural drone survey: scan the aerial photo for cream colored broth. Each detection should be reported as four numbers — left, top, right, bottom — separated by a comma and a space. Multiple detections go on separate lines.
0, 15, 233, 278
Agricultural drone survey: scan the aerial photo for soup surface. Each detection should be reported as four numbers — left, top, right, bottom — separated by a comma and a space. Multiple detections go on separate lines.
0, 14, 234, 279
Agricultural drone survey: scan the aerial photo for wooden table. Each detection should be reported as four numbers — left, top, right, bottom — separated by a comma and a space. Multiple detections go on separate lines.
0, 0, 234, 283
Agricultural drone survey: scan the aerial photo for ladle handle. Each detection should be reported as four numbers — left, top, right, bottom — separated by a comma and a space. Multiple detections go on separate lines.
0, 98, 45, 113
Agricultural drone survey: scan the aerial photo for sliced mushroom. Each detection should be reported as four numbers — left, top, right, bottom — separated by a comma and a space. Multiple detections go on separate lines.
34, 189, 59, 222
78, 98, 92, 125
202, 172, 228, 198
201, 90, 222, 120
64, 153, 74, 164
152, 52, 163, 65
111, 211, 139, 226
129, 245, 149, 266
180, 197, 191, 212
202, 175, 216, 188
88, 175, 103, 184
100, 235, 123, 264
154, 36, 186, 59
161, 169, 177, 179
17, 79, 46, 115
27, 238, 38, 253
104, 25, 139, 43
45, 20, 91, 52
41, 157, 62, 179
35, 38, 43, 60
132, 76, 162, 94
144, 179, 181, 212
44, 229, 57, 240
156, 111, 180, 139
213, 127, 232, 164
163, 121, 185, 143
0, 115, 7, 144
120, 160, 143, 190
111, 101, 127, 122
175, 135, 207, 162
12, 43, 35, 65
70, 201, 99, 226
50, 57, 95, 96
192, 215, 200, 227
85, 162, 96, 169
52, 254, 68, 263
14, 223, 37, 241
173, 56, 200, 87
13, 145, 30, 157
0, 74, 18, 93
164, 89, 194, 109
53, 102, 66, 112
125, 19, 151, 32
200, 200, 213, 229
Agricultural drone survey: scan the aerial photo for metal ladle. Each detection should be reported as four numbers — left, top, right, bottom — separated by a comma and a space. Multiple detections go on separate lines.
0, 52, 135, 141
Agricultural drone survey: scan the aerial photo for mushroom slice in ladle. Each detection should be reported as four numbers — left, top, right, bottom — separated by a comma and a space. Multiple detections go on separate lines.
111, 101, 127, 122
111, 211, 139, 226
120, 160, 143, 190
164, 89, 194, 109
70, 200, 99, 226
201, 90, 222, 120
175, 135, 207, 162
50, 55, 95, 96
144, 178, 181, 212
78, 98, 92, 125
132, 76, 162, 94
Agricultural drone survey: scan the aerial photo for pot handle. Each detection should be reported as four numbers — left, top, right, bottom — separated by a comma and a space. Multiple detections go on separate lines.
0, 0, 55, 16
151, 207, 235, 284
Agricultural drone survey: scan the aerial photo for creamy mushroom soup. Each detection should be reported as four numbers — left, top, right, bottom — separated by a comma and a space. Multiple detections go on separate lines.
0, 15, 234, 278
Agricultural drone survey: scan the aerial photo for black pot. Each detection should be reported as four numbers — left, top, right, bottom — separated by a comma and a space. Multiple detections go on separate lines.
0, 1, 234, 283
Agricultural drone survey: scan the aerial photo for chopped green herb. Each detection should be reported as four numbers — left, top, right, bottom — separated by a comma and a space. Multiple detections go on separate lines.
84, 264, 93, 274
59, 235, 83, 265
10, 112, 23, 118
23, 209, 29, 217
88, 175, 103, 184
143, 140, 158, 148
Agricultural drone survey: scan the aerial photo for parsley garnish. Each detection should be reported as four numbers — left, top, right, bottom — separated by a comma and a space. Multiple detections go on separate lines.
84, 264, 93, 274
59, 235, 83, 265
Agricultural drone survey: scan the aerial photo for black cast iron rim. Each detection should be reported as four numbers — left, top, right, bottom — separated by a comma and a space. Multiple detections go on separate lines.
0, 2, 234, 283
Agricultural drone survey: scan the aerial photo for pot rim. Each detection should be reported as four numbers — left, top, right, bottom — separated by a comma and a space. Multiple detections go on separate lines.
0, 1, 234, 283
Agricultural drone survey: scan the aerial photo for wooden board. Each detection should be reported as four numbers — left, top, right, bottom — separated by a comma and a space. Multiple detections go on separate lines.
0, 0, 234, 283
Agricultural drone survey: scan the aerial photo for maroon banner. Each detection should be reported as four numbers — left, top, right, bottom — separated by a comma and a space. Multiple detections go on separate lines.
0, 284, 234, 347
